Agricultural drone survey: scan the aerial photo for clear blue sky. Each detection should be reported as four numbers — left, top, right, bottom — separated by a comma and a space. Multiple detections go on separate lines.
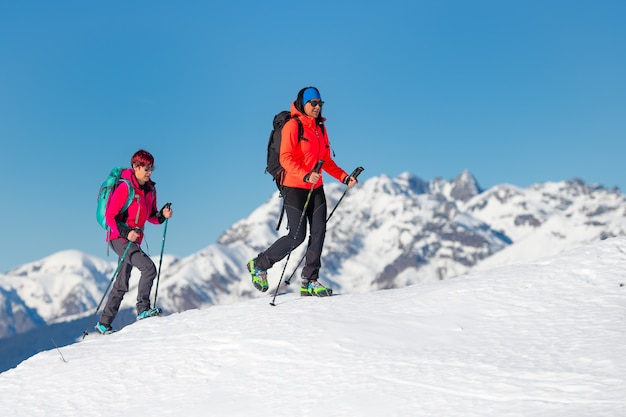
1, 0, 624, 273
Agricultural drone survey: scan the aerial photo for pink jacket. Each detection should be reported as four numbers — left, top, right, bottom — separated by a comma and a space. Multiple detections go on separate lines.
105, 168, 160, 244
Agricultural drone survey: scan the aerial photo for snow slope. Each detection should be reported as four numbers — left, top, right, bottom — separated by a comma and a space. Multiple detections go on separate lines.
1, 237, 625, 416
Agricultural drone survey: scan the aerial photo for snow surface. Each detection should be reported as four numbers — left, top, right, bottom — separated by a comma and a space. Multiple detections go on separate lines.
1, 238, 625, 416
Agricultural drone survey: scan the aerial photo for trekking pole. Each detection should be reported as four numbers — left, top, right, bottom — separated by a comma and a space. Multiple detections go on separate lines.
82, 240, 133, 339
153, 202, 171, 308
284, 166, 364, 285
270, 160, 324, 306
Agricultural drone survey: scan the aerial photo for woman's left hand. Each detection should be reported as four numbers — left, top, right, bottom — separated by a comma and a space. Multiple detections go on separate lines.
344, 175, 358, 188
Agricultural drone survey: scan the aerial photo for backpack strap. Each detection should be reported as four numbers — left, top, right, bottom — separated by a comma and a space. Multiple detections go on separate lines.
119, 179, 135, 212
292, 114, 304, 142
317, 120, 334, 157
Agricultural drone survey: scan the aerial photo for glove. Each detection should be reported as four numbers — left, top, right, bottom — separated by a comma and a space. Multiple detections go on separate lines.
156, 203, 172, 223
117, 222, 132, 240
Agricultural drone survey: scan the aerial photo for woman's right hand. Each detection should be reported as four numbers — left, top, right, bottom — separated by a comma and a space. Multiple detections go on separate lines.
127, 229, 141, 242
306, 172, 322, 184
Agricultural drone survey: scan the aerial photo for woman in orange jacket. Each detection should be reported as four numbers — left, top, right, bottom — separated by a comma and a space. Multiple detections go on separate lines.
248, 87, 357, 297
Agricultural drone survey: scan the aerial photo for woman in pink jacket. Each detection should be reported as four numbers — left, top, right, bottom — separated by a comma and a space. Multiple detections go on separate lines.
95, 149, 172, 335
248, 87, 357, 297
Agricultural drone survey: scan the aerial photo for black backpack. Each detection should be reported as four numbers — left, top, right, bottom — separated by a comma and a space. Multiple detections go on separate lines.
265, 111, 304, 190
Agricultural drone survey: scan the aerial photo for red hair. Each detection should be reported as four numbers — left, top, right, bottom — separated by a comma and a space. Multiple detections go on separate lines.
130, 149, 154, 167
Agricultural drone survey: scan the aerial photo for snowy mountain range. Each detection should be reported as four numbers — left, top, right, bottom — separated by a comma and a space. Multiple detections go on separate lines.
1, 171, 625, 371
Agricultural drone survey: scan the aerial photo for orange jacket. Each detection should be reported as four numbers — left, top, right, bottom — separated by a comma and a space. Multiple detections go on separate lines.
280, 102, 348, 189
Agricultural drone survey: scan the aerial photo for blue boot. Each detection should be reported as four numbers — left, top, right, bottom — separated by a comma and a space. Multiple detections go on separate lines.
95, 322, 115, 335
137, 308, 162, 320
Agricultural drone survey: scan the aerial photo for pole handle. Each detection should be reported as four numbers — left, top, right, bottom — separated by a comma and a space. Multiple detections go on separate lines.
313, 160, 324, 173
350, 166, 365, 179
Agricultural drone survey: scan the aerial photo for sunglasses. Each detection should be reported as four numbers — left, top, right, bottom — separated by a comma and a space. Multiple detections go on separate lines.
308, 100, 324, 107
142, 165, 154, 172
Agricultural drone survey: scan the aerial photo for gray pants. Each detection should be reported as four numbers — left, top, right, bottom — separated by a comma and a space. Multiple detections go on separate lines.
99, 238, 157, 325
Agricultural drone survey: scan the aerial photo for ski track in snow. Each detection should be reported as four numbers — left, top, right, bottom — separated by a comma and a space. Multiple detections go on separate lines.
1, 238, 626, 416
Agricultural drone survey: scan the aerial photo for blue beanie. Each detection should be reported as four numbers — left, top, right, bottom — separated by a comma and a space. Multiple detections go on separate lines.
302, 87, 321, 104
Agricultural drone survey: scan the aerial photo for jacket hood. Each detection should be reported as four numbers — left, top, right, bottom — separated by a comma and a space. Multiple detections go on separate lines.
290, 101, 326, 129
121, 167, 156, 189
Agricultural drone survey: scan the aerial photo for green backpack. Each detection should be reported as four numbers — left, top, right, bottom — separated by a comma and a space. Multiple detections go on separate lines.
96, 167, 135, 230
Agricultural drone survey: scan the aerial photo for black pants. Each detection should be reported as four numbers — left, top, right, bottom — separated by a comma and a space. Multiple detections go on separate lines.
100, 238, 157, 325
255, 186, 327, 281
